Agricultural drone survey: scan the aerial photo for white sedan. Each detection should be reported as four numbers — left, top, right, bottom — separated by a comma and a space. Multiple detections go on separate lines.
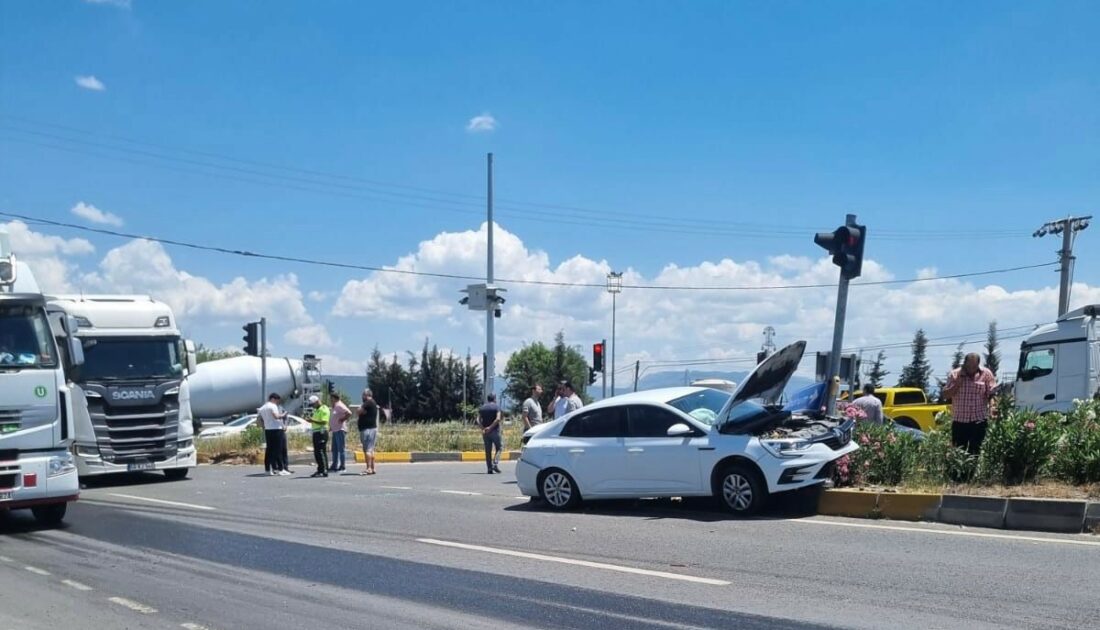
516, 341, 858, 515
197, 414, 311, 441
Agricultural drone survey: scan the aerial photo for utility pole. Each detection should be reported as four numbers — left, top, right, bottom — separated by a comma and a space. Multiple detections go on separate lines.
1034, 216, 1092, 317
485, 152, 495, 403
633, 360, 640, 392
606, 272, 623, 395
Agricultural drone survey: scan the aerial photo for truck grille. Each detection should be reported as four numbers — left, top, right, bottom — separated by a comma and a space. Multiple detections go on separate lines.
85, 387, 180, 463
0, 472, 17, 489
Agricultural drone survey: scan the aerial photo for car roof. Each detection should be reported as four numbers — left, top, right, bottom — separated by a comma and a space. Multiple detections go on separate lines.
585, 387, 708, 409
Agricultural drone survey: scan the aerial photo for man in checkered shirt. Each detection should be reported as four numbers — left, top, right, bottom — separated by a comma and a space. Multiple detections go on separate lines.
943, 353, 998, 455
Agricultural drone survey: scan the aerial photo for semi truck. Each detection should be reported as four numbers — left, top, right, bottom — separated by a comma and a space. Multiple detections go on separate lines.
1015, 304, 1100, 413
0, 228, 81, 525
47, 295, 198, 479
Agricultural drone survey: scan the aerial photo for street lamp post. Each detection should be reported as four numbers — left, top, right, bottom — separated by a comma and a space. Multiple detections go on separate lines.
606, 271, 623, 396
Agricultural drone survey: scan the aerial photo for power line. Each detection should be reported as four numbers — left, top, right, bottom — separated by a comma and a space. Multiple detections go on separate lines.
0, 211, 1059, 292
0, 116, 1031, 241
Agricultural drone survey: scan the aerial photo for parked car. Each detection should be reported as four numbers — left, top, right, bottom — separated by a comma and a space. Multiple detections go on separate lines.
516, 341, 858, 515
870, 387, 947, 432
197, 414, 310, 440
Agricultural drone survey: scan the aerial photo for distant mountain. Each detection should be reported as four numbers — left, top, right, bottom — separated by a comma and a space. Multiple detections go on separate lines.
326, 374, 367, 398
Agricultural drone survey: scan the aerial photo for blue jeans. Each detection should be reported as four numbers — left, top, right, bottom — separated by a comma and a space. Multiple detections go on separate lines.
330, 431, 346, 470
483, 431, 502, 470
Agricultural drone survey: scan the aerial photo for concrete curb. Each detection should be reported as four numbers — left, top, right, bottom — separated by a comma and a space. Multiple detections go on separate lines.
819, 489, 1100, 534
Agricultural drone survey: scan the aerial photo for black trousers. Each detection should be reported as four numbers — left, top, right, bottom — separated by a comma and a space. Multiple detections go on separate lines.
264, 429, 287, 472
312, 432, 329, 473
951, 421, 987, 456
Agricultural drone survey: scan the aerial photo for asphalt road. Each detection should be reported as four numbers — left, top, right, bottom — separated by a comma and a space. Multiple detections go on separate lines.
2, 461, 1099, 630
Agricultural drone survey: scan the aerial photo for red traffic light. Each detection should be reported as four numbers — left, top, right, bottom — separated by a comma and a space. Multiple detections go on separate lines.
592, 342, 605, 372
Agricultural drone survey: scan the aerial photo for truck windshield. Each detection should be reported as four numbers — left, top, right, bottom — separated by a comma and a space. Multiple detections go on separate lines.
79, 337, 183, 381
0, 304, 58, 369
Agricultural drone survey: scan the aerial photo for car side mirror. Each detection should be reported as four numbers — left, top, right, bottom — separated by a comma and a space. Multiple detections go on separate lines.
667, 423, 695, 438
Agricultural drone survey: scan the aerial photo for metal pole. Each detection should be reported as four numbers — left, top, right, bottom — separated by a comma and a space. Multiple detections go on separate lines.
601, 338, 607, 399
611, 292, 617, 395
259, 317, 267, 405
1059, 217, 1074, 317
485, 152, 495, 403
824, 214, 856, 416
633, 360, 640, 392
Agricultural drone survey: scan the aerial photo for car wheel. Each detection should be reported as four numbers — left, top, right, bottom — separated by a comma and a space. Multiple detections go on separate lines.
538, 468, 580, 510
716, 464, 766, 516
31, 503, 67, 527
893, 417, 920, 430
164, 468, 189, 481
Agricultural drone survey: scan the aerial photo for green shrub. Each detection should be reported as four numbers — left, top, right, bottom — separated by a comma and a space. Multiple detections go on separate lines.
849, 423, 919, 486
915, 427, 977, 484
240, 425, 264, 449
1049, 400, 1100, 484
976, 407, 1060, 485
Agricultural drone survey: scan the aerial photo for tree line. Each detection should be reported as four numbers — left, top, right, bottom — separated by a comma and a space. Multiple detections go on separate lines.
366, 342, 484, 421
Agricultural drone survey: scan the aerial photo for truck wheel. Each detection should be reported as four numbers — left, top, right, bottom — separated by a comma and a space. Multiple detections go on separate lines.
31, 504, 67, 527
894, 417, 920, 431
164, 468, 190, 481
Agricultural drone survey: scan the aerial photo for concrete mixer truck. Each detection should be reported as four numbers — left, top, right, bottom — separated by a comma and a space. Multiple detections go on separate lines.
0, 228, 82, 525
187, 354, 324, 429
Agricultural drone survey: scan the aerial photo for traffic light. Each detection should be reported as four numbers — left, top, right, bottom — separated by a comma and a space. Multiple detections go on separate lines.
242, 321, 260, 356
588, 367, 598, 385
814, 223, 866, 279
593, 342, 605, 372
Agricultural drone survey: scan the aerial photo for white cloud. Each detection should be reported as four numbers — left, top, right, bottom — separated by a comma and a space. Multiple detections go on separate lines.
307, 290, 331, 302
465, 113, 497, 133
71, 201, 123, 227
284, 324, 335, 349
75, 75, 106, 92
1, 220, 95, 292
317, 354, 366, 375
83, 0, 132, 8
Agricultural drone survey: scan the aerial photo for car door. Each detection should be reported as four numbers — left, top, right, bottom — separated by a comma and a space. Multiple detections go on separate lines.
623, 404, 707, 495
557, 407, 629, 496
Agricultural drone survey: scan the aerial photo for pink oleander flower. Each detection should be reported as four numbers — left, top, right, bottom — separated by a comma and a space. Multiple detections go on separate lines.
1024, 421, 1036, 430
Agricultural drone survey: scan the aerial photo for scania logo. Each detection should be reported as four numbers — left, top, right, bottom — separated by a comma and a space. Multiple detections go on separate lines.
111, 389, 156, 401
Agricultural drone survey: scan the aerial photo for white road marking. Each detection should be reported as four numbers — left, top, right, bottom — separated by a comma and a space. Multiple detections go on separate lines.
380, 485, 413, 490
440, 490, 482, 496
107, 493, 216, 511
24, 566, 51, 576
417, 538, 730, 586
795, 517, 1100, 547
181, 623, 212, 630
109, 597, 158, 614
0, 555, 12, 562
62, 579, 93, 592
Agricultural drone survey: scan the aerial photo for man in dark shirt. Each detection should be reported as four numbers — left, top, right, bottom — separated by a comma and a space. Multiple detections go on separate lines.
479, 394, 502, 474
358, 389, 380, 476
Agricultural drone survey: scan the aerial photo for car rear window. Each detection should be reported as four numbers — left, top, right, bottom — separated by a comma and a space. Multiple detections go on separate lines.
893, 391, 926, 406
560, 407, 626, 438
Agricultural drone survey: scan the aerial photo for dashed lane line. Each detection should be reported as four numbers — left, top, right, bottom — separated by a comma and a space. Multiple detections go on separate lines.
24, 566, 51, 576
109, 597, 158, 614
417, 538, 731, 586
440, 490, 482, 496
380, 485, 413, 490
62, 579, 94, 591
106, 493, 216, 511
181, 623, 213, 630
0, 555, 12, 562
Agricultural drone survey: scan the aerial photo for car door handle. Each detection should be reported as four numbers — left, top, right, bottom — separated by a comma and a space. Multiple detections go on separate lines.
568, 448, 585, 454
627, 447, 645, 453
1044, 394, 1056, 400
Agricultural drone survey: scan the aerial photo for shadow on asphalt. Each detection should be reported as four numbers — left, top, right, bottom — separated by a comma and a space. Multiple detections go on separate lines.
79, 471, 190, 490
506, 486, 823, 523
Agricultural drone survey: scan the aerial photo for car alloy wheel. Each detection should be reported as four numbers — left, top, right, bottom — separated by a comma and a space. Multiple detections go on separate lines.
717, 463, 764, 515
723, 473, 753, 511
539, 469, 579, 510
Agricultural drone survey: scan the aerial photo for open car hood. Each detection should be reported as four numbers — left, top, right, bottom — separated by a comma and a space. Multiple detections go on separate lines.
730, 341, 807, 406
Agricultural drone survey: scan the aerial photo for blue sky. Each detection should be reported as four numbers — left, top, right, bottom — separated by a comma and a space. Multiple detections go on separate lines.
1, 0, 1098, 379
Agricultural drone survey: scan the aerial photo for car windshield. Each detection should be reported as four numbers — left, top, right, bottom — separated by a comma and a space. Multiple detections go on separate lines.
227, 416, 257, 427
0, 304, 58, 369
667, 388, 731, 426
80, 337, 183, 381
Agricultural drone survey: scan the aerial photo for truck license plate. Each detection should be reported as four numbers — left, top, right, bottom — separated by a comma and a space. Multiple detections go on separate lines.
127, 461, 155, 472
0, 491, 12, 501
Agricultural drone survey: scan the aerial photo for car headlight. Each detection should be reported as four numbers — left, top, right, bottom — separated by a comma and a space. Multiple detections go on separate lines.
760, 439, 813, 458
178, 439, 193, 449
49, 453, 77, 477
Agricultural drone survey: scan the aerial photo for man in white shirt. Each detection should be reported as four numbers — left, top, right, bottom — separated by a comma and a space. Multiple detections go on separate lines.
258, 393, 289, 476
549, 381, 584, 419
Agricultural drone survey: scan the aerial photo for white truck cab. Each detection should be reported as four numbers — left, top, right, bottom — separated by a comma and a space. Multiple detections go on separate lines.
1015, 305, 1100, 413
0, 229, 81, 525
47, 295, 198, 479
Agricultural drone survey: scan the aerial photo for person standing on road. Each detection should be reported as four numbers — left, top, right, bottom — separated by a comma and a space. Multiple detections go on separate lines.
479, 394, 503, 474
943, 353, 998, 455
308, 395, 330, 478
562, 381, 584, 415
328, 392, 351, 472
259, 393, 289, 476
521, 384, 543, 431
358, 389, 380, 476
849, 384, 884, 425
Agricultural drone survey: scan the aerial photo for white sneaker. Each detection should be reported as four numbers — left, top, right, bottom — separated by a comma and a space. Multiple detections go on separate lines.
278, 470, 291, 476
268, 471, 278, 476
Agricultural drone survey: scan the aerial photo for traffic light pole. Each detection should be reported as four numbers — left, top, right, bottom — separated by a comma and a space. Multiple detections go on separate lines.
601, 338, 607, 399
260, 317, 267, 406
824, 214, 857, 417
